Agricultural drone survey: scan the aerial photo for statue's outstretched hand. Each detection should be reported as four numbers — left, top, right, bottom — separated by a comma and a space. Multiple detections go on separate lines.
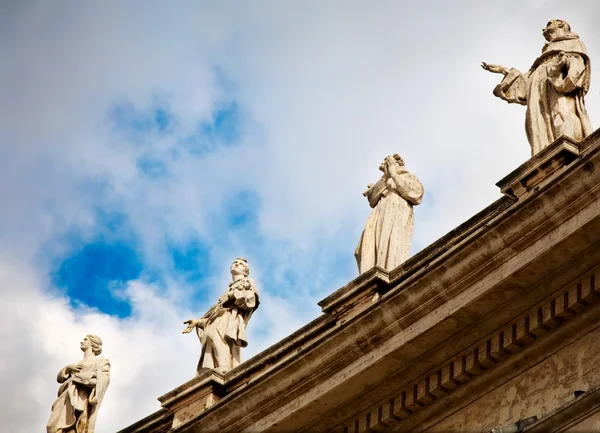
481, 62, 509, 75
182, 319, 198, 334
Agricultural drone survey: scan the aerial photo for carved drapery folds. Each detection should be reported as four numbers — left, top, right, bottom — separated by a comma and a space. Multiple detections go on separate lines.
483, 19, 593, 156
355, 154, 423, 274
47, 335, 110, 433
183, 258, 259, 375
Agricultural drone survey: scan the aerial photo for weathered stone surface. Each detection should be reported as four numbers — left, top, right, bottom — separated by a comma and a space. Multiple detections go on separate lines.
483, 19, 593, 156
526, 386, 600, 432
426, 307, 600, 432
158, 370, 226, 429
47, 335, 110, 433
355, 154, 423, 274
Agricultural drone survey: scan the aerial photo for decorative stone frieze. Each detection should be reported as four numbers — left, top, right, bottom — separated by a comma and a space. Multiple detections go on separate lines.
335, 268, 600, 432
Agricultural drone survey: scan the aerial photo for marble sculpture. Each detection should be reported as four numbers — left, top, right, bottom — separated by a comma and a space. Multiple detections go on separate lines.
482, 19, 592, 156
355, 154, 424, 274
183, 257, 260, 374
47, 335, 110, 433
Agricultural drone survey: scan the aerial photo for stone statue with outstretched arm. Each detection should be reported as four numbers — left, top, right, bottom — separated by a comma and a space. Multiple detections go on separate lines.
482, 19, 592, 156
183, 258, 260, 375
47, 335, 110, 433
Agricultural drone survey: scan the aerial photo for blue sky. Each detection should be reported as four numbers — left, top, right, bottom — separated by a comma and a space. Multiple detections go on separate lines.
46, 93, 296, 318
50, 211, 142, 318
43, 84, 352, 322
1, 1, 600, 432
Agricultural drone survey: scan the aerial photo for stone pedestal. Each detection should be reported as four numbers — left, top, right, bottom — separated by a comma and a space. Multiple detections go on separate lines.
496, 135, 580, 199
157, 370, 225, 429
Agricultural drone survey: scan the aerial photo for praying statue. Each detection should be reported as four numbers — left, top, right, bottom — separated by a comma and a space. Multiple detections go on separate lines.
482, 19, 593, 156
355, 154, 424, 274
183, 257, 259, 374
46, 335, 110, 433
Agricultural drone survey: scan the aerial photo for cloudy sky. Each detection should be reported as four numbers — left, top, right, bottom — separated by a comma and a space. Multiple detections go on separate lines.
1, 1, 600, 431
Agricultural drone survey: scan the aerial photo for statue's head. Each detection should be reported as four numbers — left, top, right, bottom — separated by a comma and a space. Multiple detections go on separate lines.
542, 19, 572, 42
230, 257, 250, 278
81, 334, 103, 355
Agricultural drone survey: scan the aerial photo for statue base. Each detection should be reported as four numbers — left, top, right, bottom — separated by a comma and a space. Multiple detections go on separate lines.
158, 370, 225, 428
496, 136, 581, 199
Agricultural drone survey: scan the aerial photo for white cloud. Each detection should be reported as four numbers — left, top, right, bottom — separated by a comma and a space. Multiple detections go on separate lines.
1, 1, 600, 431
0, 256, 307, 431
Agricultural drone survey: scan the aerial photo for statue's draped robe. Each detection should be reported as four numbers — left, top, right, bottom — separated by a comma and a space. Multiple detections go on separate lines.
196, 277, 259, 372
46, 356, 110, 433
355, 170, 424, 274
493, 36, 592, 155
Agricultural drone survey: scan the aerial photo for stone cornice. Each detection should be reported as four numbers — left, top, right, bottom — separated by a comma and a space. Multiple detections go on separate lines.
118, 409, 172, 433
334, 266, 600, 432
318, 266, 389, 319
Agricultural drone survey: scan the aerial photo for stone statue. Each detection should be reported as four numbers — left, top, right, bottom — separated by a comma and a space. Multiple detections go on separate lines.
355, 154, 424, 274
482, 19, 593, 156
183, 257, 259, 374
46, 335, 110, 433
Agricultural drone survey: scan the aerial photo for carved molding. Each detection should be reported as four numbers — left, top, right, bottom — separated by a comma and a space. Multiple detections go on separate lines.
335, 267, 600, 432
496, 136, 580, 199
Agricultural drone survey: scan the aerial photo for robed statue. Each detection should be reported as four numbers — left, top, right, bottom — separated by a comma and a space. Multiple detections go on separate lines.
183, 257, 259, 374
482, 19, 593, 156
46, 335, 110, 433
355, 154, 424, 274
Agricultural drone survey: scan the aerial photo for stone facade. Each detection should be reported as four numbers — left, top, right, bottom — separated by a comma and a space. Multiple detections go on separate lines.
119, 130, 600, 433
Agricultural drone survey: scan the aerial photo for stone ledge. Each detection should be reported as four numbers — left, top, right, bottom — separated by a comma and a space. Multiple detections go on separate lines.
496, 135, 580, 199
318, 266, 389, 319
158, 370, 226, 429
117, 408, 172, 433
158, 370, 225, 407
